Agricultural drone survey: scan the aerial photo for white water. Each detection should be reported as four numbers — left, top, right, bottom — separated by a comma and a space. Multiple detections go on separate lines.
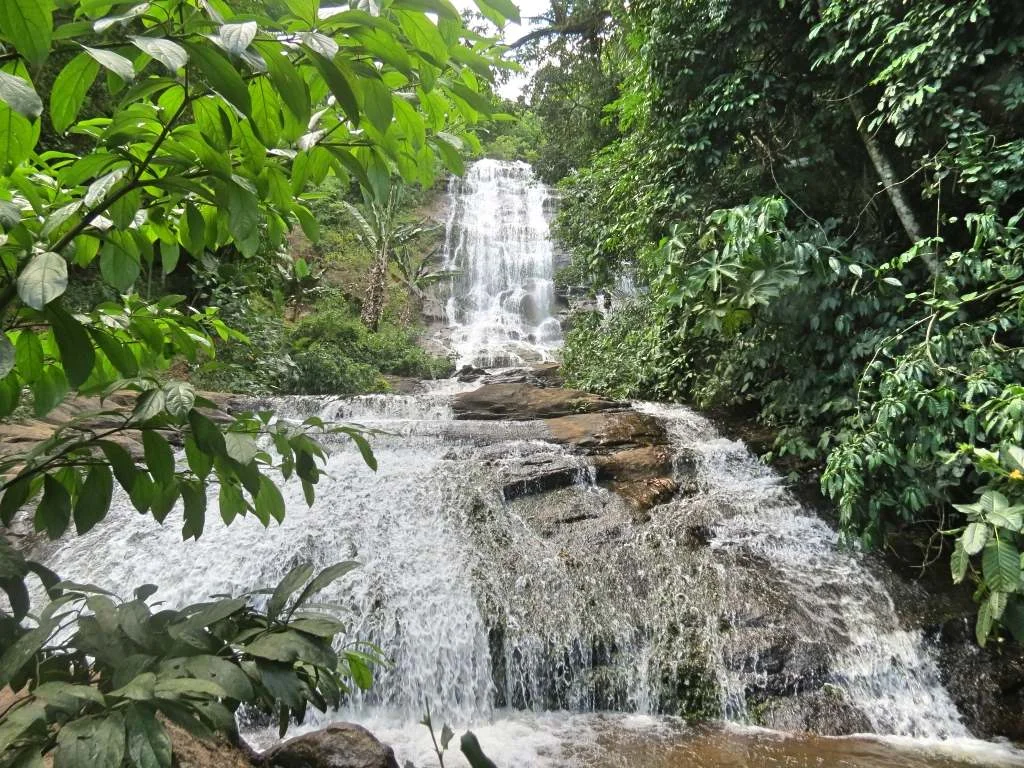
29, 159, 1024, 767
441, 159, 562, 368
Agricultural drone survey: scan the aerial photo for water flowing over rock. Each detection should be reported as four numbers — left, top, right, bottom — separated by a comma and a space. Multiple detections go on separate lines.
26, 160, 1024, 767
441, 160, 562, 368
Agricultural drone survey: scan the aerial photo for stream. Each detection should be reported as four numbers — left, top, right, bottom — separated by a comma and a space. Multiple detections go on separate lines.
34, 160, 1024, 767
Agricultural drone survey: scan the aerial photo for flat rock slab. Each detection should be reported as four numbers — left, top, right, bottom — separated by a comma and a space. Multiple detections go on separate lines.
500, 454, 584, 501
452, 383, 624, 421
260, 722, 399, 768
544, 411, 668, 450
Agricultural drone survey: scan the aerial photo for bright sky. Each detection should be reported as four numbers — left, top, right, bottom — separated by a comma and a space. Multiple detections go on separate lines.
454, 0, 551, 99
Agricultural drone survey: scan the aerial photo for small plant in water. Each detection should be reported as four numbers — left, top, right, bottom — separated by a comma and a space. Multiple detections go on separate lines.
418, 704, 498, 768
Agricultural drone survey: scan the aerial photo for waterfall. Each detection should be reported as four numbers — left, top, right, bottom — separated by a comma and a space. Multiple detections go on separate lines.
29, 160, 1024, 768
441, 159, 562, 368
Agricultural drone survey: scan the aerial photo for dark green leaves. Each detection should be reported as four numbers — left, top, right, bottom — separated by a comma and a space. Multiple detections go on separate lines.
184, 44, 251, 117
74, 465, 113, 535
47, 305, 95, 389
142, 431, 175, 486
55, 711, 125, 768
124, 707, 172, 768
981, 539, 1019, 593
304, 50, 360, 128
268, 563, 315, 620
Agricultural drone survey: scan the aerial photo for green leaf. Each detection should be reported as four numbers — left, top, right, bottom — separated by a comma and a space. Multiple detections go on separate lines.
15, 329, 43, 383
153, 676, 227, 700
180, 481, 207, 540
473, 0, 520, 24
345, 651, 373, 690
950, 540, 969, 584
268, 563, 315, 621
185, 43, 251, 117
224, 431, 258, 465
0, 0, 53, 68
243, 630, 336, 669
51, 53, 100, 133
961, 522, 988, 555
0, 71, 42, 118
47, 304, 95, 388
218, 481, 245, 525
255, 473, 286, 525
16, 251, 67, 310
440, 723, 454, 750
88, 327, 139, 378
129, 36, 188, 73
182, 655, 254, 701
184, 436, 212, 480
361, 76, 395, 132
125, 705, 172, 768
0, 477, 32, 526
36, 474, 72, 538
252, 42, 309, 124
304, 50, 360, 128
74, 464, 113, 535
982, 539, 1020, 593
164, 381, 196, 419
143, 430, 176, 486
288, 616, 345, 637
219, 22, 257, 56
290, 561, 359, 614
81, 44, 135, 82
55, 712, 126, 768
31, 365, 68, 416
0, 621, 52, 689
33, 682, 106, 711
100, 441, 138, 491
976, 598, 994, 646
100, 241, 141, 292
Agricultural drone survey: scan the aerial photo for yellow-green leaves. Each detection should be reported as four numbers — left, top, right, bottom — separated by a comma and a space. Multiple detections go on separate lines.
51, 54, 101, 134
0, 0, 53, 68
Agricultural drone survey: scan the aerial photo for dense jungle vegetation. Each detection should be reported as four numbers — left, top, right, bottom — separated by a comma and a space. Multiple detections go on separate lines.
0, 0, 512, 764
517, 0, 1024, 647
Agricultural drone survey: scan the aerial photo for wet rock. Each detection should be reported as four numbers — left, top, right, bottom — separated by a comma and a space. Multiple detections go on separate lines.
752, 686, 872, 736
164, 720, 256, 768
261, 722, 400, 768
455, 364, 488, 382
500, 455, 583, 500
545, 411, 667, 450
932, 617, 1024, 740
482, 362, 564, 388
452, 383, 624, 421
384, 376, 428, 394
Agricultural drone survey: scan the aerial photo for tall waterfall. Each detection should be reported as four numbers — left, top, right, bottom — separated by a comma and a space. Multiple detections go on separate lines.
29, 161, 1024, 768
441, 159, 562, 368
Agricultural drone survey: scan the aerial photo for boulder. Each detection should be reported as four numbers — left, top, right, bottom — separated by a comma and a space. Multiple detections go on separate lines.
452, 383, 623, 421
261, 723, 399, 768
500, 454, 583, 500
481, 362, 564, 388
544, 411, 667, 450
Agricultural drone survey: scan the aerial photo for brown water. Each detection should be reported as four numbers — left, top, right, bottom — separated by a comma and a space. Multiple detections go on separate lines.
265, 710, 1024, 768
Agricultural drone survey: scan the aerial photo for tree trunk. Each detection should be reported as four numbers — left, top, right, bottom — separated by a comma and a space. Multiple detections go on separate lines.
360, 247, 388, 331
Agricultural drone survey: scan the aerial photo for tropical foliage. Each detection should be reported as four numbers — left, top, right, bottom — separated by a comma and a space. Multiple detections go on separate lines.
540, 0, 1024, 644
0, 0, 516, 762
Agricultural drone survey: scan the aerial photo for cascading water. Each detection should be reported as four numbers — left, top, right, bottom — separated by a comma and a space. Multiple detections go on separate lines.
441, 159, 562, 368
30, 161, 1024, 767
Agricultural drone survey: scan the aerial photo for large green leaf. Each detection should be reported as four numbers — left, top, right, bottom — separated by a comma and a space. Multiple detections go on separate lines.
182, 655, 255, 701
16, 252, 67, 310
961, 522, 988, 555
31, 365, 68, 416
142, 430, 175, 486
129, 36, 188, 73
124, 706, 172, 768
982, 539, 1020, 593
81, 45, 135, 81
0, 0, 53, 67
47, 304, 95, 389
244, 630, 336, 669
185, 43, 251, 117
36, 474, 72, 538
304, 50, 360, 128
361, 76, 394, 134
74, 464, 113, 535
55, 712, 126, 768
50, 53, 100, 133
0, 71, 42, 118
268, 563, 315, 620
254, 474, 286, 525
